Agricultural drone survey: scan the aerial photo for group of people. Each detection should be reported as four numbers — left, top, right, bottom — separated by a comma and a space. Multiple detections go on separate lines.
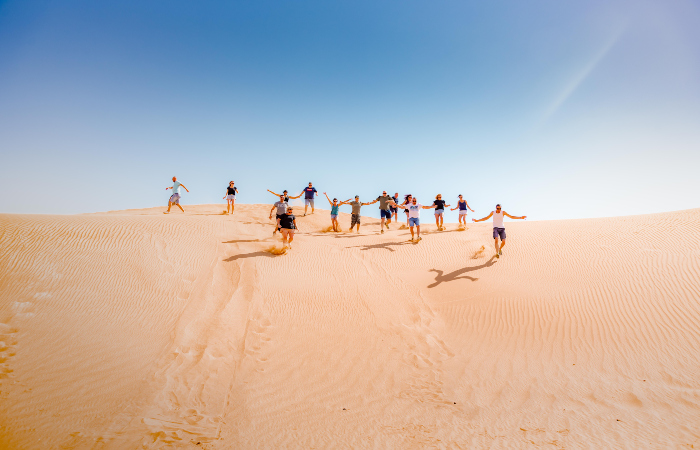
164, 177, 527, 258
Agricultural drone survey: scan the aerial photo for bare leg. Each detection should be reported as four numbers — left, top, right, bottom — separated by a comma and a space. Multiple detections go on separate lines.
304, 204, 308, 216
409, 226, 415, 240
500, 239, 506, 251
381, 218, 386, 231
166, 201, 173, 213
416, 225, 421, 239
176, 204, 185, 212
288, 230, 295, 244
231, 200, 235, 214
356, 223, 361, 233
439, 216, 444, 228
494, 238, 500, 255
435, 215, 440, 228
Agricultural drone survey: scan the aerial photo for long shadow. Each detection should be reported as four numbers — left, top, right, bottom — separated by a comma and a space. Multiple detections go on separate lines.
427, 256, 498, 288
352, 241, 410, 252
224, 251, 277, 262
222, 239, 261, 244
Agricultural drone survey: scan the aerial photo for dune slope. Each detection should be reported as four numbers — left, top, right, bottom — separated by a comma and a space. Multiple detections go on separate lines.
1, 204, 699, 449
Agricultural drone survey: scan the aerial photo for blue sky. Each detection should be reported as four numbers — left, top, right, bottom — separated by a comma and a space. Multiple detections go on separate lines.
1, 0, 698, 221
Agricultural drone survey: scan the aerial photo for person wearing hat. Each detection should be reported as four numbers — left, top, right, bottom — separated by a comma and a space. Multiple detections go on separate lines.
472, 204, 527, 257
323, 192, 351, 232
223, 181, 239, 215
347, 195, 373, 233
277, 206, 300, 248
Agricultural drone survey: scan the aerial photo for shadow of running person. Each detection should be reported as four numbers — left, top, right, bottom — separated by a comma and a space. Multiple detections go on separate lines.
352, 241, 410, 252
224, 251, 277, 262
427, 256, 498, 288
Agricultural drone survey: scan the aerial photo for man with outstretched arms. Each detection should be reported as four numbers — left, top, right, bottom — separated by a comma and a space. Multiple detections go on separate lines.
270, 194, 289, 235
473, 204, 526, 258
347, 195, 373, 233
267, 189, 302, 203
395, 197, 433, 241
372, 190, 395, 234
300, 182, 318, 216
164, 176, 190, 214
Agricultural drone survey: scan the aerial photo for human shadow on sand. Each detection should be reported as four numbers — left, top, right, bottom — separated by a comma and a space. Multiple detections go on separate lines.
352, 241, 410, 252
222, 239, 262, 244
224, 251, 277, 262
427, 256, 498, 288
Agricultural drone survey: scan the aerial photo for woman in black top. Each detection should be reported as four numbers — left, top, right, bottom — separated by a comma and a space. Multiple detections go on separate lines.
277, 207, 300, 247
223, 181, 239, 215
432, 194, 451, 231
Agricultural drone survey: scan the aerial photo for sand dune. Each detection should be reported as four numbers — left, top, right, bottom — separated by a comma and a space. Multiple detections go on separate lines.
1, 204, 699, 449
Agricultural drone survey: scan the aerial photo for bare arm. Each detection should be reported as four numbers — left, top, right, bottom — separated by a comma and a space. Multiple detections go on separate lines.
323, 192, 333, 206
473, 212, 494, 222
422, 205, 434, 209
289, 193, 303, 199
465, 201, 474, 212
504, 211, 527, 220
180, 184, 190, 192
267, 189, 281, 196
270, 205, 276, 218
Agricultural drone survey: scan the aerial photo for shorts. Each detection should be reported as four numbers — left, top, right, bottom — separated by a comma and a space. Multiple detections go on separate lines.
409, 217, 420, 227
351, 214, 361, 227
226, 194, 236, 200
305, 199, 315, 207
331, 214, 338, 220
276, 214, 284, 230
404, 209, 409, 215
434, 209, 444, 217
493, 227, 506, 240
380, 209, 392, 219
459, 210, 468, 216
390, 207, 397, 213
169, 193, 181, 204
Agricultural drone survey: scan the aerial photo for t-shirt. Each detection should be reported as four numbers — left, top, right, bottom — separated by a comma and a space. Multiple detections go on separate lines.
405, 203, 423, 219
274, 201, 288, 215
331, 205, 340, 215
304, 187, 318, 199
279, 214, 296, 229
433, 200, 446, 210
376, 195, 393, 210
172, 181, 182, 194
492, 211, 505, 228
227, 186, 238, 195
349, 201, 362, 215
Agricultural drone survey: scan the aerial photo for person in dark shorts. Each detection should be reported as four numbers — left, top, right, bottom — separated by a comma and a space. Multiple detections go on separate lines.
269, 194, 289, 235
323, 192, 350, 232
432, 194, 451, 231
300, 182, 318, 216
450, 195, 474, 227
473, 204, 527, 258
277, 207, 300, 248
391, 192, 399, 223
164, 176, 190, 214
223, 181, 239, 215
372, 190, 395, 234
347, 196, 373, 233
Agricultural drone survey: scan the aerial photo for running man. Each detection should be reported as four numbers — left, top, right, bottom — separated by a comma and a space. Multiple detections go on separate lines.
347, 196, 373, 233
277, 207, 300, 248
450, 195, 474, 227
374, 190, 395, 233
269, 194, 289, 235
395, 197, 433, 241
432, 194, 451, 231
323, 192, 350, 232
223, 181, 239, 215
300, 182, 318, 216
473, 204, 527, 258
391, 192, 399, 223
164, 176, 190, 214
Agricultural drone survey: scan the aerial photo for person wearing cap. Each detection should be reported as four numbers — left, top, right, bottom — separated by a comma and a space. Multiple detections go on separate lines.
450, 194, 474, 227
347, 196, 374, 233
472, 204, 527, 258
370, 190, 395, 234
164, 176, 190, 214
395, 197, 433, 241
323, 192, 351, 232
223, 181, 239, 215
277, 206, 300, 248
300, 182, 319, 216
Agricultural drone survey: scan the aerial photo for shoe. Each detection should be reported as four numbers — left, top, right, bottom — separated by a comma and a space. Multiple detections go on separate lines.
381, 229, 384, 234
417, 237, 422, 241
496, 253, 500, 258
163, 211, 169, 214
499, 250, 503, 255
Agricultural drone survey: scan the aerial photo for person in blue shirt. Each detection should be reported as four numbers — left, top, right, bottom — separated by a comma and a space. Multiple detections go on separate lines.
323, 192, 350, 232
300, 182, 318, 216
164, 176, 190, 214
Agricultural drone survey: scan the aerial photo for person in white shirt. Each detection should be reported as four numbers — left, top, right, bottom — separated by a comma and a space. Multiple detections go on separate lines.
472, 204, 526, 257
394, 197, 434, 241
164, 176, 190, 214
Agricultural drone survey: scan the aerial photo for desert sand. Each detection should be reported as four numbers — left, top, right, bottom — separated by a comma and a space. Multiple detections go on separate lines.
1, 204, 699, 449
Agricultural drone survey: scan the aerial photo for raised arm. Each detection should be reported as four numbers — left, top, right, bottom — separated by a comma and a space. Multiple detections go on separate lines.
473, 212, 494, 222
504, 211, 527, 220
289, 193, 303, 199
323, 192, 334, 206
267, 189, 281, 196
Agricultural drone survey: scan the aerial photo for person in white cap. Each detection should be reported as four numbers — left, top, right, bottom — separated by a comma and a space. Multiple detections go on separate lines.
472, 204, 526, 257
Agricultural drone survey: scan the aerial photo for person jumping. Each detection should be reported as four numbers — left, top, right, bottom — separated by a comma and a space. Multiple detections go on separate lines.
395, 197, 433, 241
472, 204, 526, 258
323, 192, 350, 232
164, 176, 190, 214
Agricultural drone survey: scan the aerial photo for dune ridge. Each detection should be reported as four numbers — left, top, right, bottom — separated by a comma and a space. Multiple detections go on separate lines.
1, 204, 699, 449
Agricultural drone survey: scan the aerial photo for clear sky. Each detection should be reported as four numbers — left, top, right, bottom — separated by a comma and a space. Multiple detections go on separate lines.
1, 0, 698, 221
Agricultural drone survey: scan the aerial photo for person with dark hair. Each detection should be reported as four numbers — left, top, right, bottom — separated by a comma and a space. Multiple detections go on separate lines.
278, 207, 300, 248
432, 194, 451, 231
223, 181, 239, 215
267, 189, 301, 203
391, 192, 399, 223
347, 195, 373, 233
450, 194, 474, 227
323, 192, 350, 232
395, 197, 433, 241
400, 194, 413, 228
373, 190, 395, 234
300, 182, 318, 216
473, 204, 527, 258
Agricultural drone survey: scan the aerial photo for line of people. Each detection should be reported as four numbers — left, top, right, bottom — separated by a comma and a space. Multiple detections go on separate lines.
163, 177, 527, 258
